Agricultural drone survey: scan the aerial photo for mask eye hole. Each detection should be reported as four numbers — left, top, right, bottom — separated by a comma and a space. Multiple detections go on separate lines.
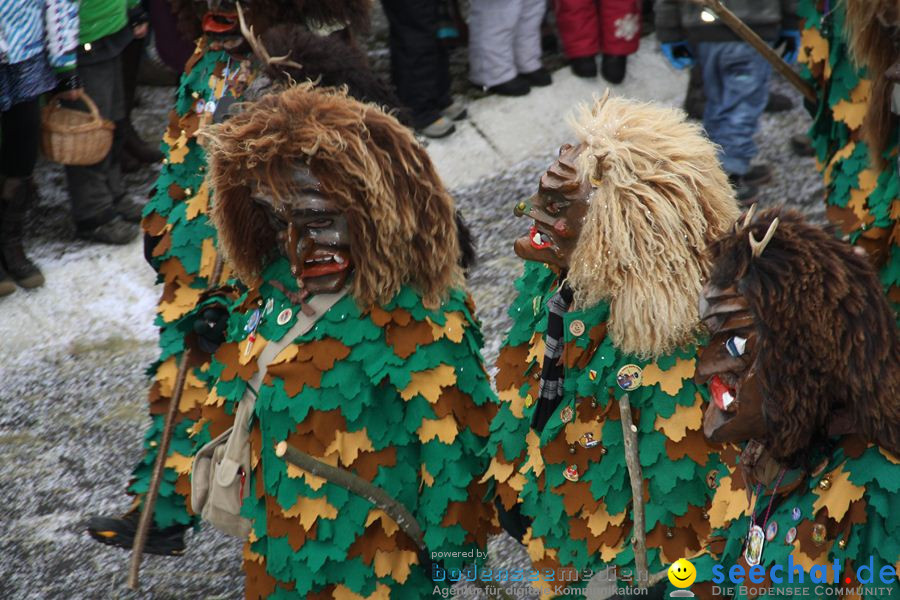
725, 336, 747, 358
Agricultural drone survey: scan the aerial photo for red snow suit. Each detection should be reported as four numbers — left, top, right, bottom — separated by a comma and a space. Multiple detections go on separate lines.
554, 0, 641, 58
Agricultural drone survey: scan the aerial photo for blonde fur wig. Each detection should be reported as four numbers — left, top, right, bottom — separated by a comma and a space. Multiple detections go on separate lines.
199, 83, 463, 309
566, 93, 740, 358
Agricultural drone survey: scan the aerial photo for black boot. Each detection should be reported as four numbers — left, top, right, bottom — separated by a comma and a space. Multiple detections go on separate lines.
0, 262, 15, 297
123, 119, 163, 164
1, 177, 44, 289
86, 509, 189, 556
601, 54, 627, 84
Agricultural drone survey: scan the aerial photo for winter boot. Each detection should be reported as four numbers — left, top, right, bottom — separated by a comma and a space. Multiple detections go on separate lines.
0, 177, 44, 289
86, 508, 189, 556
0, 263, 15, 297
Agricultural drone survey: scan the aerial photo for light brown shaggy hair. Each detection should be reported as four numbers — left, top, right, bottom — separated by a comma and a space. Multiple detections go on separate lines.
199, 83, 463, 308
565, 94, 740, 358
844, 0, 899, 164
707, 208, 900, 467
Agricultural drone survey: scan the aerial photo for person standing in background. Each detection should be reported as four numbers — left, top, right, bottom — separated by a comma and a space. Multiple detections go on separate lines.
380, 0, 466, 138
555, 0, 642, 83
656, 0, 800, 204
468, 0, 552, 97
0, 0, 80, 296
66, 0, 149, 245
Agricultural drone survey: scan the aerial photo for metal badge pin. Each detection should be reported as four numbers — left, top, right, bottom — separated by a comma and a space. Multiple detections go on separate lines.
791, 507, 801, 521
811, 523, 827, 545
563, 465, 579, 482
616, 364, 643, 391
745, 525, 765, 566
766, 522, 778, 542
277, 308, 293, 325
559, 405, 574, 423
569, 320, 585, 336
579, 432, 600, 448
785, 527, 797, 544
588, 370, 598, 381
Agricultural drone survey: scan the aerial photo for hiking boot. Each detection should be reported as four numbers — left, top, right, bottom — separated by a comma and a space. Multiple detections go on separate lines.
86, 510, 188, 556
728, 173, 759, 206
570, 56, 598, 78
683, 65, 705, 119
485, 76, 531, 97
0, 177, 44, 289
601, 54, 628, 84
742, 164, 773, 187
76, 216, 139, 245
521, 67, 552, 87
417, 116, 456, 139
440, 98, 467, 122
765, 91, 793, 113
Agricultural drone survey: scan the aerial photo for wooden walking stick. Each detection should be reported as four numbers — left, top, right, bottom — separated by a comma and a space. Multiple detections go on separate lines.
127, 256, 226, 589
688, 0, 817, 104
617, 394, 668, 593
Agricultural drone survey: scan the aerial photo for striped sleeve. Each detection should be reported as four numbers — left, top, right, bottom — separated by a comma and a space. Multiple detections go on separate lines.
44, 0, 79, 71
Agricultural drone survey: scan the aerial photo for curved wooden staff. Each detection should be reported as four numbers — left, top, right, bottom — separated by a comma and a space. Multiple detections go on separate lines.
128, 256, 226, 589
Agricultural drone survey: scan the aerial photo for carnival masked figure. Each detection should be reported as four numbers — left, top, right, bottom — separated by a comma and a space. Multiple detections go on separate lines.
86, 0, 400, 555
798, 0, 900, 322
695, 207, 900, 600
197, 84, 498, 598
484, 93, 740, 593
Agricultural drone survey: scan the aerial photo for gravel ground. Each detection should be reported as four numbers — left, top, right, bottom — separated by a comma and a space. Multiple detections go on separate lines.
0, 22, 825, 600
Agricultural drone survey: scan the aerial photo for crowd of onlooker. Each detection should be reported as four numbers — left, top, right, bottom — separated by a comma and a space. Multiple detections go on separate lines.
0, 0, 801, 298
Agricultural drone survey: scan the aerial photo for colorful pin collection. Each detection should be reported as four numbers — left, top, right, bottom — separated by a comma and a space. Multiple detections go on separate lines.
244, 297, 297, 356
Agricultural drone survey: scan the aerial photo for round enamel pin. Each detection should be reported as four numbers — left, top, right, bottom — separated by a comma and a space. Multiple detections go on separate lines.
812, 523, 827, 545
785, 527, 797, 544
569, 319, 585, 336
244, 308, 261, 332
559, 405, 574, 423
563, 465, 579, 482
791, 507, 801, 521
277, 308, 293, 325
766, 522, 778, 542
616, 364, 643, 391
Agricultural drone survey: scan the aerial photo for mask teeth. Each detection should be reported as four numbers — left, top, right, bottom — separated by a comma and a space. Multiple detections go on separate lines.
334, 255, 345, 265
726, 336, 747, 357
722, 390, 735, 409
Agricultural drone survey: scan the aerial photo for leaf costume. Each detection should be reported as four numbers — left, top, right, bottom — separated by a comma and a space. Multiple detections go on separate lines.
701, 440, 900, 599
488, 261, 728, 583
798, 0, 900, 321
130, 40, 252, 529
197, 259, 498, 598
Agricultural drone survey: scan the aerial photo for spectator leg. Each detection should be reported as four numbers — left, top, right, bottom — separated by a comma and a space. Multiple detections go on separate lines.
695, 41, 771, 176
468, 0, 521, 88
598, 0, 641, 56
65, 54, 126, 230
380, 0, 452, 128
554, 0, 602, 59
514, 0, 547, 74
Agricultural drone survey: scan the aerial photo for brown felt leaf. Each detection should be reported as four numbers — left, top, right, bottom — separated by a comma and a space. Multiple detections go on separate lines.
707, 474, 750, 529
832, 99, 868, 131
185, 182, 209, 220
155, 356, 177, 397
164, 451, 193, 475
642, 357, 695, 396
351, 447, 396, 481
265, 358, 322, 396
215, 341, 259, 382
561, 479, 596, 516
825, 141, 857, 184
385, 318, 434, 359
495, 344, 530, 392
347, 522, 399, 565
333, 583, 390, 600
480, 456, 516, 484
400, 364, 456, 403
416, 415, 458, 444
142, 211, 167, 237
801, 27, 829, 73
587, 501, 627, 537
365, 509, 400, 537
197, 238, 218, 281
525, 529, 548, 563
648, 522, 698, 564
433, 385, 496, 437
520, 430, 545, 477
665, 426, 713, 467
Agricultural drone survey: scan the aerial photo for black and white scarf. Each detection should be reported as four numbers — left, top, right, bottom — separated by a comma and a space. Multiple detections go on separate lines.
531, 282, 574, 433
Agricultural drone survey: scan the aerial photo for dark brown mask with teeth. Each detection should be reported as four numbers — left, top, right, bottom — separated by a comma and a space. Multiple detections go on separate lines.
513, 143, 591, 269
696, 207, 900, 467
252, 165, 352, 297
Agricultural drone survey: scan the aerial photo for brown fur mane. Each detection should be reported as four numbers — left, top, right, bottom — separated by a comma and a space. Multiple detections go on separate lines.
844, 0, 899, 164
199, 83, 463, 309
707, 208, 900, 467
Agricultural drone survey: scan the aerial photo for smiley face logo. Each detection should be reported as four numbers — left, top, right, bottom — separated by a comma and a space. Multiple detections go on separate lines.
668, 558, 696, 588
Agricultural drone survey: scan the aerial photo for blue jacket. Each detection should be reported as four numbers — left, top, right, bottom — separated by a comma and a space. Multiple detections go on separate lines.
0, 0, 79, 71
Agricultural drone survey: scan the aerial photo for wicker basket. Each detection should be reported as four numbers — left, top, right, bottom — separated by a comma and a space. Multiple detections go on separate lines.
41, 90, 115, 166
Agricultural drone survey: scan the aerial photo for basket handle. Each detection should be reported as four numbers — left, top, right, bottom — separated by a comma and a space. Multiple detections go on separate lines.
46, 89, 104, 124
